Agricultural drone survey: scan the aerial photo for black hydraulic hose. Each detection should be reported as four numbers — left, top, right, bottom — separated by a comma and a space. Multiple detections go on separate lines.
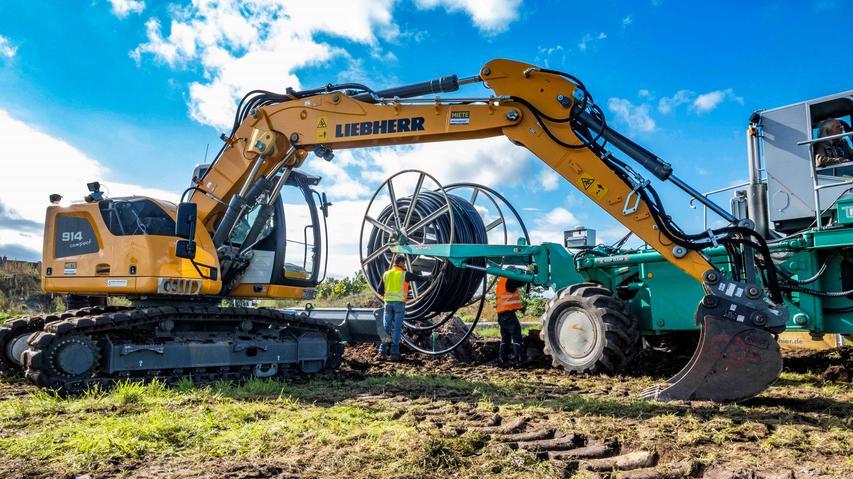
782, 283, 853, 298
528, 67, 787, 304
786, 252, 836, 285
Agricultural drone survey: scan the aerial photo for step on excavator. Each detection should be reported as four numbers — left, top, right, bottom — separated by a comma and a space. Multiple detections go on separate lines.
0, 59, 790, 401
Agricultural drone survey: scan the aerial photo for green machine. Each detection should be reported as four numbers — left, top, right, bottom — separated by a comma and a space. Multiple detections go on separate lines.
393, 90, 853, 383
569, 90, 853, 351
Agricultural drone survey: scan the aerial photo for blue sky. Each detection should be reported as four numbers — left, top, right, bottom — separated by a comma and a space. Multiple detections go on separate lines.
0, 0, 851, 275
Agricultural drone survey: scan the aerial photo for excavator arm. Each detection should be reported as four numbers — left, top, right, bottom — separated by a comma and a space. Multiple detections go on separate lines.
193, 60, 714, 279
189, 58, 788, 402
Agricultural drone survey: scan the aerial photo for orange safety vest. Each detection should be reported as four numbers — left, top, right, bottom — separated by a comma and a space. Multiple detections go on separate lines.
382, 266, 410, 302
495, 277, 523, 312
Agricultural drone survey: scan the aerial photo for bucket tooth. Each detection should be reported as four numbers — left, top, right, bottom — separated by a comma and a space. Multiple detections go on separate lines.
641, 317, 782, 403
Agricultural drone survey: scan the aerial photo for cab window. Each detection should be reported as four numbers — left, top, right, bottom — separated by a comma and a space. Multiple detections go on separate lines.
99, 198, 176, 236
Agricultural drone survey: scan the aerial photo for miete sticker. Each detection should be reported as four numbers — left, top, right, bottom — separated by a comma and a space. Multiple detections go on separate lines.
63, 262, 77, 275
107, 279, 128, 287
450, 111, 470, 125
577, 172, 608, 200
315, 116, 329, 142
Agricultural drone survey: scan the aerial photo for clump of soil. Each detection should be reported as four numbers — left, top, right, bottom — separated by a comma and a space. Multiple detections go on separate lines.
821, 364, 850, 382
783, 346, 853, 381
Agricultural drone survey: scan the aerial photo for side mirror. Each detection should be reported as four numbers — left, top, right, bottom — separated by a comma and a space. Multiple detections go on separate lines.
175, 202, 197, 239
175, 239, 197, 259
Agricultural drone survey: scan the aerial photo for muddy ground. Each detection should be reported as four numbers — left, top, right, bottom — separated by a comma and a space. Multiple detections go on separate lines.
0, 340, 850, 479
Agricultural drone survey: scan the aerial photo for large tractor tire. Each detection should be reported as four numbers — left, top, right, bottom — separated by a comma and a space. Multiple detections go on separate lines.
541, 283, 639, 374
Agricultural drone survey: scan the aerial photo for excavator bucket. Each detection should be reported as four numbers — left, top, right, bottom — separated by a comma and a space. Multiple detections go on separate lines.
641, 316, 782, 403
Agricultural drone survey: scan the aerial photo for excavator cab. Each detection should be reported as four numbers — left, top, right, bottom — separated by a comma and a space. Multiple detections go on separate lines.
226, 170, 329, 297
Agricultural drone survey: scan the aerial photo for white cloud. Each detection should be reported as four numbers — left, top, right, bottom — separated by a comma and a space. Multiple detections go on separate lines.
658, 89, 694, 114
358, 136, 534, 190
414, 0, 522, 34
578, 32, 606, 51
132, 0, 522, 129
638, 89, 652, 99
529, 207, 578, 244
108, 0, 145, 18
0, 108, 177, 257
132, 0, 383, 129
305, 155, 372, 200
535, 44, 565, 68
622, 15, 633, 26
538, 170, 559, 191
607, 98, 656, 133
658, 88, 743, 114
692, 88, 743, 113
0, 35, 16, 58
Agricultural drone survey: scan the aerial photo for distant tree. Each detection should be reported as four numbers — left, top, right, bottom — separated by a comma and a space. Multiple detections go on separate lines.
315, 271, 369, 300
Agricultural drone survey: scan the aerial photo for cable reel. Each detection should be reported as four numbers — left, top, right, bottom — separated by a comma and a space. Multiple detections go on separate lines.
359, 171, 530, 355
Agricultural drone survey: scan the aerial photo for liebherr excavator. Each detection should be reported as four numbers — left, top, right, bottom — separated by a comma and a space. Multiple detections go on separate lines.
0, 59, 789, 401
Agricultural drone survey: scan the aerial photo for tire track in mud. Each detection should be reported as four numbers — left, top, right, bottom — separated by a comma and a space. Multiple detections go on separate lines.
349, 392, 797, 479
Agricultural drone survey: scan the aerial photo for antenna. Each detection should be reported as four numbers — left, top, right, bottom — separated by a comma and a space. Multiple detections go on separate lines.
203, 143, 210, 163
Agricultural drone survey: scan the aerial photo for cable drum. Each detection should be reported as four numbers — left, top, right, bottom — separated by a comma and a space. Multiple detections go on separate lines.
360, 170, 532, 355
363, 190, 488, 319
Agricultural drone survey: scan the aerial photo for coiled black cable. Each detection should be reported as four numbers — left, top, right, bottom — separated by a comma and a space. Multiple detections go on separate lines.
364, 191, 488, 321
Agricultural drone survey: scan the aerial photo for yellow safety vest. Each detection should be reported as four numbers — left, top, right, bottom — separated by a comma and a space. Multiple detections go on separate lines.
383, 266, 409, 302
495, 277, 523, 312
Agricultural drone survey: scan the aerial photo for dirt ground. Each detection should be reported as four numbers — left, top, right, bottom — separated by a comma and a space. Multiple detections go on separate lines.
0, 340, 851, 479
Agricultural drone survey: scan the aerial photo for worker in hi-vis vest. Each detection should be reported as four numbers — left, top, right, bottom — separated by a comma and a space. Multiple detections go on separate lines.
495, 274, 527, 367
377, 255, 426, 361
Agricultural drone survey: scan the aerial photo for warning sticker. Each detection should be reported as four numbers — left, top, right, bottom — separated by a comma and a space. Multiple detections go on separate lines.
449, 111, 470, 125
316, 116, 329, 142
577, 173, 608, 200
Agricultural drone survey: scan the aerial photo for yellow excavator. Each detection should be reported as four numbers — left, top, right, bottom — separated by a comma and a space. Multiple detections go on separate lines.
0, 59, 789, 401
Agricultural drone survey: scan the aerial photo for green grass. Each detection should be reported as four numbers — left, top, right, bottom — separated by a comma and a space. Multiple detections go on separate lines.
1, 359, 852, 478
0, 369, 665, 478
0, 379, 425, 476
476, 325, 538, 339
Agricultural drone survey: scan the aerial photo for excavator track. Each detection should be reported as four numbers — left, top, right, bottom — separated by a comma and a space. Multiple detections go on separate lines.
21, 305, 344, 394
0, 305, 127, 378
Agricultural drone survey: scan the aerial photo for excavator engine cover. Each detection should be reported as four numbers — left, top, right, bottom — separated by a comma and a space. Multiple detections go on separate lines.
642, 272, 787, 403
